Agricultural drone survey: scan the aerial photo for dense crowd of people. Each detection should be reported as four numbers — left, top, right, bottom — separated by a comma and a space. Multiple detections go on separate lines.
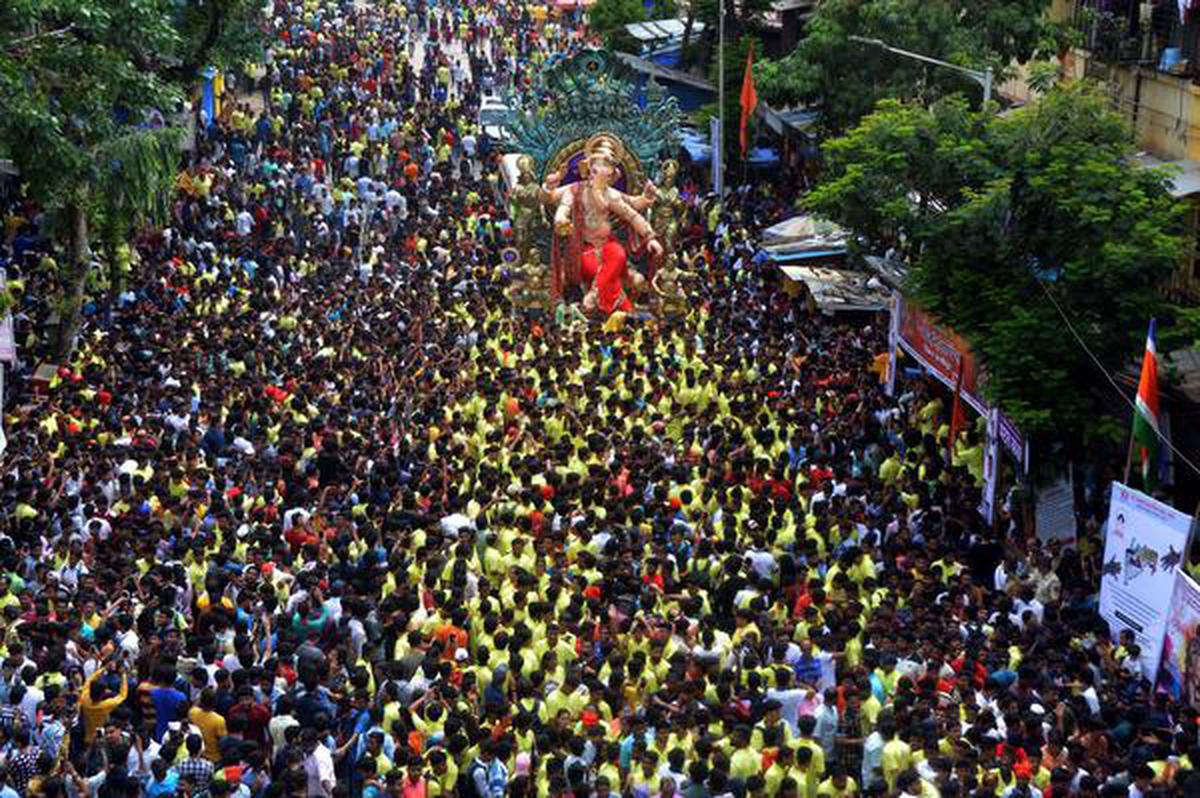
0, 0, 1186, 797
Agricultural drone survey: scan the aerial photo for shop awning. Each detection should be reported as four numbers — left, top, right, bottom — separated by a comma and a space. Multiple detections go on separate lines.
758, 104, 818, 137
778, 265, 890, 313
761, 214, 849, 262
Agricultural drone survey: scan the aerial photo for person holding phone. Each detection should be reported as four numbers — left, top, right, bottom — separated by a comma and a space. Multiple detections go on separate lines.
78, 659, 128, 744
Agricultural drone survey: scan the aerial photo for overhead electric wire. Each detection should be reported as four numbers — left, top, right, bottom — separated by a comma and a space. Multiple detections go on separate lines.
1034, 277, 1200, 479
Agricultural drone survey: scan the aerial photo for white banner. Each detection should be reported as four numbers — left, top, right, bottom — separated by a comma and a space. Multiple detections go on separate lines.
980, 409, 998, 525
0, 269, 15, 364
1099, 482, 1194, 678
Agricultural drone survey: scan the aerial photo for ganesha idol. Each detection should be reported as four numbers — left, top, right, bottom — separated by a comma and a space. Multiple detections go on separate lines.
540, 133, 664, 316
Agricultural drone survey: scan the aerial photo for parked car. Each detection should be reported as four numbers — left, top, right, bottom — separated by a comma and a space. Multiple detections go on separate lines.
479, 95, 513, 145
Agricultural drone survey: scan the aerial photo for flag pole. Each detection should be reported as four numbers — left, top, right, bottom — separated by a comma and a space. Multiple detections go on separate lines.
1123, 428, 1135, 486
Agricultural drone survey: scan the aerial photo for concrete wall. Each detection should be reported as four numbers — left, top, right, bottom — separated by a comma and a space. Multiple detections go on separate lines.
1105, 66, 1200, 161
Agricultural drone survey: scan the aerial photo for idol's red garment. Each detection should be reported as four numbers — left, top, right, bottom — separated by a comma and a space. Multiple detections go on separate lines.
583, 239, 633, 315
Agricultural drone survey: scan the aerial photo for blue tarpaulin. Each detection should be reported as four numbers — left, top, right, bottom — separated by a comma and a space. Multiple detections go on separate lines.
679, 128, 712, 164
746, 147, 780, 167
201, 67, 218, 129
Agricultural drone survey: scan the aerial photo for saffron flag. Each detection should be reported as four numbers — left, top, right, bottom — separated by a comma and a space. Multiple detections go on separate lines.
739, 42, 758, 157
1133, 318, 1161, 485
947, 360, 967, 457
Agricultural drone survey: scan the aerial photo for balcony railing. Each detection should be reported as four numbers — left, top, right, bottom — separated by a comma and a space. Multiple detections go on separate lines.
1070, 0, 1199, 76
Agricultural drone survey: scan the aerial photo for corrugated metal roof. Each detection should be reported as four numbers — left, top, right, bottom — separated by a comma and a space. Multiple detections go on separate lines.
1130, 152, 1200, 199
614, 52, 716, 92
624, 19, 706, 41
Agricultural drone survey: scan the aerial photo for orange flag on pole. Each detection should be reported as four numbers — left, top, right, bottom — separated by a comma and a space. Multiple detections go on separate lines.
947, 359, 968, 459
739, 42, 758, 157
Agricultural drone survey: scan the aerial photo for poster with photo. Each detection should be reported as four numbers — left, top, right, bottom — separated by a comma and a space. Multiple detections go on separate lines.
1099, 482, 1193, 678
1156, 572, 1200, 702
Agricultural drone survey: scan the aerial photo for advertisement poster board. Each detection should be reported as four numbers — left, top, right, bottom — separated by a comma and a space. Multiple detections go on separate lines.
894, 295, 986, 415
1156, 571, 1200, 702
1099, 482, 1193, 678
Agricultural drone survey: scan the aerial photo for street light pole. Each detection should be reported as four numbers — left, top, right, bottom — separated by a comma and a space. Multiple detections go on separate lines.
716, 0, 725, 198
848, 35, 993, 106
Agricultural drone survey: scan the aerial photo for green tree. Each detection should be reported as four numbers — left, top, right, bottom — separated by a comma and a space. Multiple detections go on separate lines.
808, 83, 1183, 438
0, 0, 259, 358
757, 0, 1073, 135
587, 0, 646, 53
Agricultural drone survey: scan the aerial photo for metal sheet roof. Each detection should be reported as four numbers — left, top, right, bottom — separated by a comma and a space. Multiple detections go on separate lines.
624, 19, 705, 41
614, 52, 716, 92
1130, 152, 1200, 198
778, 266, 889, 313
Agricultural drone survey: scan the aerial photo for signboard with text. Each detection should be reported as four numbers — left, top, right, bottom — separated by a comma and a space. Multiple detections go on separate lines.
895, 295, 986, 414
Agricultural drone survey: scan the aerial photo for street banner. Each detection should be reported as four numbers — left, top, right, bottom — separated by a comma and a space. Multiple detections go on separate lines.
0, 269, 15, 364
1099, 482, 1193, 678
1156, 571, 1200, 702
894, 295, 986, 414
980, 409, 999, 524
995, 409, 1027, 471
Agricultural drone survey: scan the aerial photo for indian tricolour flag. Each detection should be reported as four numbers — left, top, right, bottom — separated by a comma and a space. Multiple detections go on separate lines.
1133, 318, 1161, 485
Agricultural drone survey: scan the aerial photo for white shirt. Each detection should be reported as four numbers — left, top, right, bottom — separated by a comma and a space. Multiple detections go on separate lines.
269, 714, 300, 751
439, 513, 475, 536
745, 550, 776, 580
305, 743, 336, 798
19, 685, 43, 730
766, 687, 808, 735
236, 211, 254, 237
1013, 597, 1045, 624
283, 507, 311, 532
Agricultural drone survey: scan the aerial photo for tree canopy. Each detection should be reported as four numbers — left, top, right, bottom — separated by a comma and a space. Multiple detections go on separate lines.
588, 0, 651, 53
756, 0, 1072, 135
0, 0, 260, 356
807, 83, 1184, 438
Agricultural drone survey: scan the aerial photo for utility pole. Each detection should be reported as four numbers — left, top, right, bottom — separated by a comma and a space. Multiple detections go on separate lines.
716, 0, 725, 198
848, 36, 993, 106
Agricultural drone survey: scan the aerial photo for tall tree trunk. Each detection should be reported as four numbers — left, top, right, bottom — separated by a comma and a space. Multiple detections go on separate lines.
680, 1, 697, 68
52, 202, 89, 362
